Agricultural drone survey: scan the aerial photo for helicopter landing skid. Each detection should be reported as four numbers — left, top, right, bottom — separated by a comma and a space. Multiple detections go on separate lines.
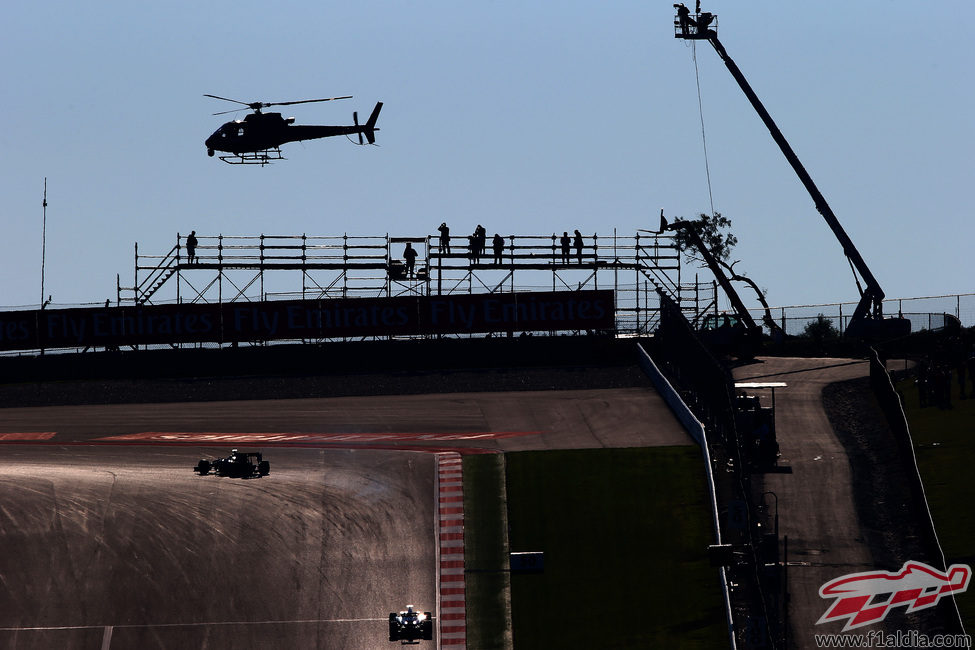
218, 148, 285, 166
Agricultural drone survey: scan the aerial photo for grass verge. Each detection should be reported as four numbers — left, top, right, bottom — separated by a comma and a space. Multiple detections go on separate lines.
503, 446, 726, 649
898, 372, 975, 632
463, 453, 512, 649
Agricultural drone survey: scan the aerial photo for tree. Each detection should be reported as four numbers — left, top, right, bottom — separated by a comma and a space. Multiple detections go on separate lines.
673, 212, 738, 267
671, 213, 783, 336
803, 314, 839, 343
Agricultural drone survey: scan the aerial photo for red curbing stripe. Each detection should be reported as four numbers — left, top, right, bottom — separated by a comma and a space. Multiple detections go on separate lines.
437, 452, 466, 649
0, 432, 56, 441
441, 574, 465, 583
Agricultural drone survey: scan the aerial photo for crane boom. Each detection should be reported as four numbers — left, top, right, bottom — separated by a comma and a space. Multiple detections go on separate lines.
667, 218, 760, 332
674, 8, 909, 338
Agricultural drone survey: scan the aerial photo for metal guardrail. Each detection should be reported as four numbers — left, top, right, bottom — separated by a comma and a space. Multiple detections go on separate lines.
636, 344, 737, 650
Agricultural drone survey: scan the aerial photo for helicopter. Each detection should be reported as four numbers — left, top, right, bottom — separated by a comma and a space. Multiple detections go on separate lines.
204, 94, 383, 165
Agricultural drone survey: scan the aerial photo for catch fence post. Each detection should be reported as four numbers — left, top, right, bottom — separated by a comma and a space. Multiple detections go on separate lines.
218, 235, 224, 305
134, 242, 139, 305
509, 235, 515, 292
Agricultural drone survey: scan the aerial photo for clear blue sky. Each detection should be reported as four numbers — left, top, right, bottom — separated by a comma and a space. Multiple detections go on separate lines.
2, 1, 971, 312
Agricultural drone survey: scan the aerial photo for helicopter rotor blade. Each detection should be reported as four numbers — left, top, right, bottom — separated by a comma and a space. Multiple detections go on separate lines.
204, 94, 252, 105
205, 94, 260, 115
265, 96, 353, 108
211, 107, 249, 116
206, 94, 352, 116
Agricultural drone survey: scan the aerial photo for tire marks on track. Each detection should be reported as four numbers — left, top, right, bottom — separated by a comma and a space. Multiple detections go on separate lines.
94, 431, 538, 443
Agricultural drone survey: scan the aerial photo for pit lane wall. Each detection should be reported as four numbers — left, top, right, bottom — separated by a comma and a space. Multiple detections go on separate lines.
0, 290, 614, 352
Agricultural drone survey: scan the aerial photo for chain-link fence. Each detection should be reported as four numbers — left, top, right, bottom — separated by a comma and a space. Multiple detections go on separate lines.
751, 293, 975, 336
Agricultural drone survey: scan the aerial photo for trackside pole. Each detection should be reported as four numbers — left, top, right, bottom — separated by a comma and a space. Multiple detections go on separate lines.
40, 178, 48, 309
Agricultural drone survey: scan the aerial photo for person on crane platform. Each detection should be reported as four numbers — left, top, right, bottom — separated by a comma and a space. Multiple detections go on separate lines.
675, 3, 693, 35
676, 3, 714, 38
697, 11, 715, 32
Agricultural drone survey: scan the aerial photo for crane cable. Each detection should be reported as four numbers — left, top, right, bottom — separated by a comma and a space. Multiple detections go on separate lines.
692, 41, 717, 217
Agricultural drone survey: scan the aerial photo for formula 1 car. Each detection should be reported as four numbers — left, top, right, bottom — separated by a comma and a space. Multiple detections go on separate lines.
194, 449, 269, 478
388, 605, 433, 644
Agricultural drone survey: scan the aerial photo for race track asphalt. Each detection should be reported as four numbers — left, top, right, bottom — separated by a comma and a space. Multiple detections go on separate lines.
0, 384, 691, 649
0, 387, 690, 451
0, 446, 435, 650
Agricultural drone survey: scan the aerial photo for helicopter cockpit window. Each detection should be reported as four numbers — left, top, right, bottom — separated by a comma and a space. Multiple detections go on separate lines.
237, 126, 245, 137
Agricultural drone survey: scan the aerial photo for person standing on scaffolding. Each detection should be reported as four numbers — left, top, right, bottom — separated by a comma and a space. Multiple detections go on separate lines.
475, 225, 486, 263
492, 233, 505, 265
469, 225, 485, 264
438, 222, 451, 255
403, 242, 418, 278
186, 231, 198, 264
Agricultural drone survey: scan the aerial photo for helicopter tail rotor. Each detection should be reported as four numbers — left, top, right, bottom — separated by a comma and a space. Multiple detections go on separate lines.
353, 111, 364, 145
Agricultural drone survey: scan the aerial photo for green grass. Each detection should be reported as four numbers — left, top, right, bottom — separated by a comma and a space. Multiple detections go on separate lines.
898, 372, 975, 632
463, 454, 512, 649
502, 447, 727, 649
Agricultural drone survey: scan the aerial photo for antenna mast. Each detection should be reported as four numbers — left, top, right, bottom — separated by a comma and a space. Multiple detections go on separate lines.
41, 178, 47, 308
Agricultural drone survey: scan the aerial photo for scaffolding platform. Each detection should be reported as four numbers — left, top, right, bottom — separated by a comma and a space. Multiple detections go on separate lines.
118, 231, 708, 336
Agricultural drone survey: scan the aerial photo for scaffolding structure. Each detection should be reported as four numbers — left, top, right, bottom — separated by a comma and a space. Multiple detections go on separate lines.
118, 231, 711, 336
